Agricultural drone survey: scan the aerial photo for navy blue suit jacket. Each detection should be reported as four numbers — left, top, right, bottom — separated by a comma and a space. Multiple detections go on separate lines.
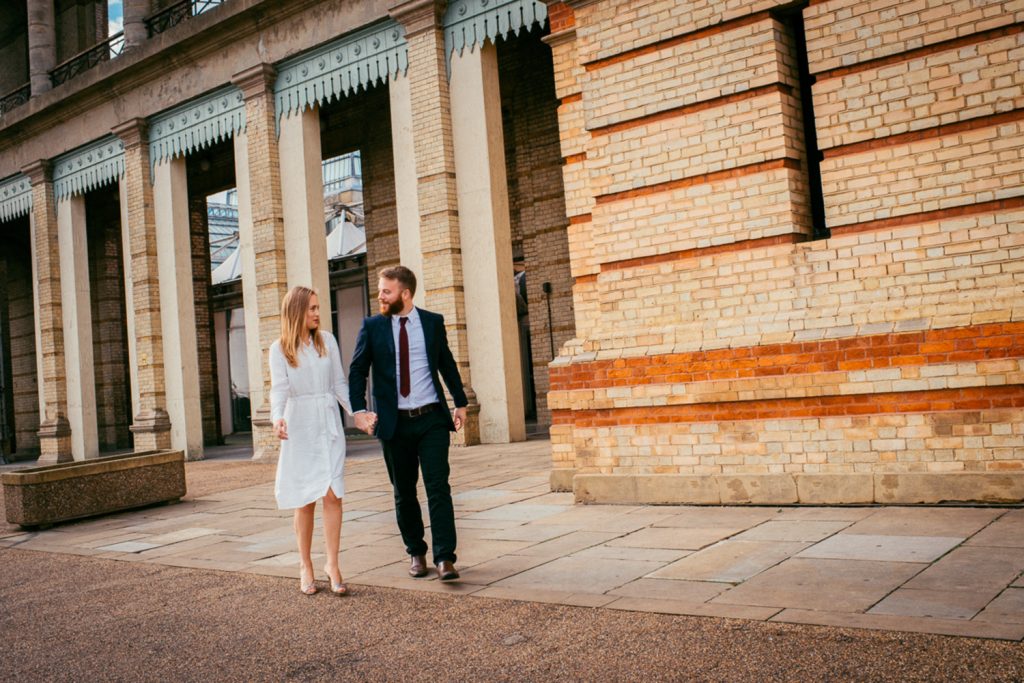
348, 308, 468, 441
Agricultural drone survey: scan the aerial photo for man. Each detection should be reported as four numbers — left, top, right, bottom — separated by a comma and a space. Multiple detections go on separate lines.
349, 266, 468, 581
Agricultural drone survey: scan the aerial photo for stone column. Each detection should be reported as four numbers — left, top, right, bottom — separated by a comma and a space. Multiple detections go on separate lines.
122, 0, 151, 51
56, 194, 99, 460
389, 0, 480, 445
27, 0, 57, 96
388, 70, 424, 307
278, 104, 332, 332
449, 43, 525, 443
231, 64, 289, 461
153, 155, 204, 459
112, 119, 172, 452
23, 160, 71, 462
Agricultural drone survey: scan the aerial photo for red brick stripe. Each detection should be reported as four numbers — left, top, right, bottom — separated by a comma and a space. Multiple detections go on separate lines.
831, 197, 1024, 236
559, 93, 582, 105
584, 11, 773, 72
550, 322, 1024, 392
574, 274, 598, 285
600, 234, 805, 273
595, 158, 799, 206
563, 153, 586, 165
589, 83, 791, 137
568, 213, 592, 225
822, 108, 1024, 159
815, 23, 1024, 81
551, 385, 1024, 426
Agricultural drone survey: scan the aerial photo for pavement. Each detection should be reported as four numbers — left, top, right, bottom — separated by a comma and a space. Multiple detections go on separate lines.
2, 438, 1023, 646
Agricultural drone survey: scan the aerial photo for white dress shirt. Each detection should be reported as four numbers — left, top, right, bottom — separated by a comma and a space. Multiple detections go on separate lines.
392, 307, 440, 410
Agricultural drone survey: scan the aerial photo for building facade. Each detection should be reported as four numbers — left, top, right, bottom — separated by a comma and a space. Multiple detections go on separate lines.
0, 0, 1021, 504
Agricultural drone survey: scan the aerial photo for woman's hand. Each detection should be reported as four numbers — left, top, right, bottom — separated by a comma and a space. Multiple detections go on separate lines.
274, 419, 288, 440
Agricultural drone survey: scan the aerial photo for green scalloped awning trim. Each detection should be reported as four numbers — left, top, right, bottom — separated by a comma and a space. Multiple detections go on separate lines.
0, 174, 32, 222
149, 86, 246, 168
53, 136, 126, 201
274, 19, 408, 122
444, 0, 547, 70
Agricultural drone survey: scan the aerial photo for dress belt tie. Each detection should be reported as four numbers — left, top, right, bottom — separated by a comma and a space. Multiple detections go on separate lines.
289, 393, 340, 440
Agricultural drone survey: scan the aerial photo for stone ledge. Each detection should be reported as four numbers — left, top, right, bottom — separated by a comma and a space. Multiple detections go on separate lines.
2, 450, 186, 527
570, 472, 1024, 505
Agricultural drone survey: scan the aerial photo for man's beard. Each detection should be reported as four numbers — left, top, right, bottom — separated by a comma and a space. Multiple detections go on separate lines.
380, 298, 403, 316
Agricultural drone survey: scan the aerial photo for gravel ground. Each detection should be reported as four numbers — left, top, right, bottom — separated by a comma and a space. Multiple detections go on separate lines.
1, 548, 1022, 682
3, 460, 1023, 681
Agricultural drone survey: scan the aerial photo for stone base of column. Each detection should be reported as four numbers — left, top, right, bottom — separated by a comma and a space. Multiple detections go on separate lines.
37, 417, 72, 463
452, 403, 481, 447
129, 409, 172, 452
251, 408, 280, 462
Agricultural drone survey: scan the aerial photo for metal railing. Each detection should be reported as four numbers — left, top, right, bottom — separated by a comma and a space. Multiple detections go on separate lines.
146, 0, 226, 37
0, 83, 30, 116
49, 32, 125, 87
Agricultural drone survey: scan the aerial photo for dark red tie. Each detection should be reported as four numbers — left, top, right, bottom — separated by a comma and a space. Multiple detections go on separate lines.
399, 317, 410, 398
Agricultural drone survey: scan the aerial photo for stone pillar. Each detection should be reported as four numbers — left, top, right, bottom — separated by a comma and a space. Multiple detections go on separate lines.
278, 105, 332, 332
27, 0, 57, 96
231, 64, 289, 461
389, 0, 480, 445
449, 43, 525, 443
113, 119, 172, 452
122, 0, 151, 50
152, 156, 204, 459
56, 194, 99, 460
388, 70, 424, 308
23, 160, 71, 462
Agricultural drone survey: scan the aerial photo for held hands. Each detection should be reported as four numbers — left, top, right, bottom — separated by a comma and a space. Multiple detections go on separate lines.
273, 419, 288, 440
453, 407, 467, 432
354, 411, 378, 435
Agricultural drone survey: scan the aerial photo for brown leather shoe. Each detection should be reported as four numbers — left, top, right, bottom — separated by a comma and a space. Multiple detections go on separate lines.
436, 560, 460, 581
409, 554, 428, 578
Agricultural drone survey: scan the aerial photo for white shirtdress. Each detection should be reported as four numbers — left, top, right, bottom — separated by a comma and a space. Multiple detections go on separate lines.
269, 332, 352, 509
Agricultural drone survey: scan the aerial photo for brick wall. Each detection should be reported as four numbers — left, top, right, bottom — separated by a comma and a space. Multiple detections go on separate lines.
85, 185, 132, 452
188, 193, 221, 446
1, 216, 39, 459
546, 0, 1024, 502
498, 28, 575, 428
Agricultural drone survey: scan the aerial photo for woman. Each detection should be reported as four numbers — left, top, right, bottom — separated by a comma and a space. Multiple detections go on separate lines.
270, 286, 355, 596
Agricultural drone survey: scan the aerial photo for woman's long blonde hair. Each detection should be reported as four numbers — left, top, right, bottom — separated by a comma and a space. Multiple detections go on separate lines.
279, 286, 326, 367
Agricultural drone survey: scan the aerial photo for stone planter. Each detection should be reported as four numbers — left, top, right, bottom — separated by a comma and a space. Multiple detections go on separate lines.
2, 450, 186, 528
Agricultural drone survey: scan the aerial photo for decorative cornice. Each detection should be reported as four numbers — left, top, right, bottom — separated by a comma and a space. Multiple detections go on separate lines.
541, 26, 575, 47
21, 159, 51, 185
443, 0, 547, 69
52, 136, 126, 201
148, 86, 246, 167
274, 20, 408, 123
389, 0, 444, 38
0, 173, 32, 222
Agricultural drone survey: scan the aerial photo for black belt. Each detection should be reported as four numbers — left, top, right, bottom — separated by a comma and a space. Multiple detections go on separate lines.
397, 403, 439, 419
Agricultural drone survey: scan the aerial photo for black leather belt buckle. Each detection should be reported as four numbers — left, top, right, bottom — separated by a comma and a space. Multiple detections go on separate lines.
398, 403, 439, 418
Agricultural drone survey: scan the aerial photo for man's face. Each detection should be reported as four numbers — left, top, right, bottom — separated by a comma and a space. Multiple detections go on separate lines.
378, 277, 407, 316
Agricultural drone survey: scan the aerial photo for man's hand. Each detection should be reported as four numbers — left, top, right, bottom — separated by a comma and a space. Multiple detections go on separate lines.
354, 411, 378, 435
453, 407, 467, 432
273, 419, 288, 440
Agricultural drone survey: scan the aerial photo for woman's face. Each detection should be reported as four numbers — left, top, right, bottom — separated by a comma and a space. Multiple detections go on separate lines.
305, 294, 320, 333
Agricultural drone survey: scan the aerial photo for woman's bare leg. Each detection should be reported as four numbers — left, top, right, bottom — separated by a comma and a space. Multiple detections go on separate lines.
322, 487, 343, 584
294, 502, 316, 589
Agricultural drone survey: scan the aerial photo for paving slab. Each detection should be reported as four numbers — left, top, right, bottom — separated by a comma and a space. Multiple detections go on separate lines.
454, 554, 553, 585
608, 577, 726, 602
652, 508, 777, 529
974, 588, 1024, 624
146, 527, 224, 545
492, 555, 662, 594
713, 558, 923, 612
475, 524, 576, 544
650, 540, 807, 583
771, 608, 1024, 641
770, 507, 879, 522
732, 520, 852, 543
570, 544, 689, 563
868, 588, 996, 620
465, 503, 566, 522
797, 534, 962, 563
512, 530, 621, 560
605, 596, 781, 621
903, 546, 1024, 593
607, 526, 745, 551
472, 586, 618, 608
842, 507, 1003, 538
964, 511, 1024, 548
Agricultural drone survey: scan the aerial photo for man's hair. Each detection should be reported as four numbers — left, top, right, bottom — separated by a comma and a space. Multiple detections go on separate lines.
379, 265, 417, 296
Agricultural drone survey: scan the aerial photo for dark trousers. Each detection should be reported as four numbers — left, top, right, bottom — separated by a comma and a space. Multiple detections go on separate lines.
381, 409, 457, 564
